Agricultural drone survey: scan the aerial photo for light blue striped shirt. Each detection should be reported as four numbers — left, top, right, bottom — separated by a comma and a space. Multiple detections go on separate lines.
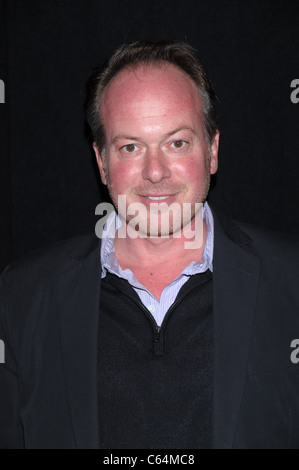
101, 202, 214, 326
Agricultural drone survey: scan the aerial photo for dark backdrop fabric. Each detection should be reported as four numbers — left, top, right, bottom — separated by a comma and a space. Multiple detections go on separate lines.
0, 0, 11, 271
1, 0, 299, 273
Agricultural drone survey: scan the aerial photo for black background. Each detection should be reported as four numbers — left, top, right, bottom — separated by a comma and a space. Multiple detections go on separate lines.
1, 0, 299, 273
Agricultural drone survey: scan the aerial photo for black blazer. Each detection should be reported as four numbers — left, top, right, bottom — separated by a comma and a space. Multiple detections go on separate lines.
0, 209, 299, 449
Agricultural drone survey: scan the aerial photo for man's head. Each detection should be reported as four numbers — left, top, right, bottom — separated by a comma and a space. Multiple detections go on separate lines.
86, 40, 218, 154
86, 40, 219, 237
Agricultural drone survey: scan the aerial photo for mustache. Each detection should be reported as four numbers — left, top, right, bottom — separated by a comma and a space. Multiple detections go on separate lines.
133, 184, 183, 195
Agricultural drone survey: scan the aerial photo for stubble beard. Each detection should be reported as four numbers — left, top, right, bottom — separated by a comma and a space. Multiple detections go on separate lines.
105, 168, 211, 238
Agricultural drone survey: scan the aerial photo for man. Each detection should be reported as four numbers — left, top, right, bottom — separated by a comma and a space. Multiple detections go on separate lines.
0, 40, 299, 449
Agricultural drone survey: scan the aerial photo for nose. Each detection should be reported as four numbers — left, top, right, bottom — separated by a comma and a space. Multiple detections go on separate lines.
142, 148, 171, 183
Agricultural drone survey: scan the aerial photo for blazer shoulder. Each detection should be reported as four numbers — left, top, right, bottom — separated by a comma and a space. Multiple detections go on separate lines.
236, 220, 299, 260
212, 207, 299, 270
1, 233, 101, 287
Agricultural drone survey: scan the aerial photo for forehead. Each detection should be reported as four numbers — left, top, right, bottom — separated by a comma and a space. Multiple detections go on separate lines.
100, 63, 203, 127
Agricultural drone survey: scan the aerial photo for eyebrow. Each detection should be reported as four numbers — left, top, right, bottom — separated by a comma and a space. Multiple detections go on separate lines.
111, 126, 195, 145
165, 126, 196, 138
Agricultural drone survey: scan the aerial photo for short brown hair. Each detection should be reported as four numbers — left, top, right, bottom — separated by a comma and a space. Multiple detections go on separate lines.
86, 40, 218, 152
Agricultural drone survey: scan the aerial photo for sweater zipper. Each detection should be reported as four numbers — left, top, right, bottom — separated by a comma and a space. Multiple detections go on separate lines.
128, 282, 209, 356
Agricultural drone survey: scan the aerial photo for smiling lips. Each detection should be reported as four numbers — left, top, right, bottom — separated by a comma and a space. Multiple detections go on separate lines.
136, 190, 181, 202
146, 196, 170, 201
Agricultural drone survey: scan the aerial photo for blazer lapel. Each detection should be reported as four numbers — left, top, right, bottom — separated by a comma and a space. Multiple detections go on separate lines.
57, 236, 101, 449
212, 212, 261, 448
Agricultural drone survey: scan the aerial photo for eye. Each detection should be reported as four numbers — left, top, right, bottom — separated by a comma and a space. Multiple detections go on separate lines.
170, 140, 187, 149
120, 143, 138, 153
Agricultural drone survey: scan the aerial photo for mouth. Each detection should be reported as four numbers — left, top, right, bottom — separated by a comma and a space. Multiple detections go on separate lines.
136, 193, 179, 206
146, 196, 171, 201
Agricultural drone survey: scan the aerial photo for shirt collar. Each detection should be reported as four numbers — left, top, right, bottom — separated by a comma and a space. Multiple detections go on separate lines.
100, 201, 214, 278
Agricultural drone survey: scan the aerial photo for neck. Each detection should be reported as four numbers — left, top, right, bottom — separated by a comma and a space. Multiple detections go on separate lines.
114, 220, 208, 268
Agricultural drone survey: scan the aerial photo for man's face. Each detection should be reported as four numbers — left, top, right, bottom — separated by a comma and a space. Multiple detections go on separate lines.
94, 63, 219, 237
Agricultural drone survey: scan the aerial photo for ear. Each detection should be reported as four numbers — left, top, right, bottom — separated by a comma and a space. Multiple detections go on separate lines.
93, 142, 107, 185
209, 129, 220, 175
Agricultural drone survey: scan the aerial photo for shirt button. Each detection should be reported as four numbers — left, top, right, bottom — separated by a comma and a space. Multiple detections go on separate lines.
147, 305, 155, 313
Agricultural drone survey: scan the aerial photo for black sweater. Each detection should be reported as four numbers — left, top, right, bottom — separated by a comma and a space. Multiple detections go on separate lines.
98, 269, 213, 449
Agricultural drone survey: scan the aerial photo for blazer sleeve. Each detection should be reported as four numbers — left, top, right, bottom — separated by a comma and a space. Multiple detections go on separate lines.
0, 269, 24, 448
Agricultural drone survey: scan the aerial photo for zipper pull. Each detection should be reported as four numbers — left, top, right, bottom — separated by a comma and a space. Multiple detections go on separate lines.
153, 327, 164, 356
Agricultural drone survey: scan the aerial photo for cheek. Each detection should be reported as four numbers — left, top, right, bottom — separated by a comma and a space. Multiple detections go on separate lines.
108, 161, 138, 190
174, 158, 207, 184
